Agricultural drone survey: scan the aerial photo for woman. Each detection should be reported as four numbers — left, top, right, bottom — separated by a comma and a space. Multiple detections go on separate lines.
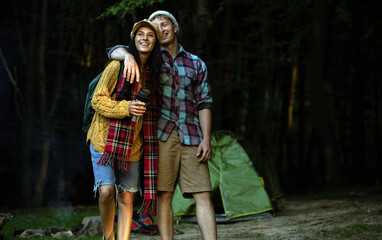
86, 19, 162, 240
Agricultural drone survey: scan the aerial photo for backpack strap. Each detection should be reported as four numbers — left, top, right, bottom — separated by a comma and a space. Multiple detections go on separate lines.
112, 62, 125, 95
82, 61, 125, 133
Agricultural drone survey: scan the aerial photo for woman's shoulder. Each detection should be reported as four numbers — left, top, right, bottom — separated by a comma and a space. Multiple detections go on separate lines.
103, 60, 121, 75
106, 60, 121, 69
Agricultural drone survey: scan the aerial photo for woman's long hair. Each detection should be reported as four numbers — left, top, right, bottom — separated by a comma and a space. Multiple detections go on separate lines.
127, 27, 162, 103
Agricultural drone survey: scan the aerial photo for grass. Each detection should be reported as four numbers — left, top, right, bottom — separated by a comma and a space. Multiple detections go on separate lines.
1, 205, 101, 239
1, 206, 192, 239
3, 198, 381, 240
315, 223, 382, 240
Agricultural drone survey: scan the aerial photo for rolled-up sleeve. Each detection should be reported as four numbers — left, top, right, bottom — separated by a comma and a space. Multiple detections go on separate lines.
195, 60, 213, 111
106, 45, 129, 60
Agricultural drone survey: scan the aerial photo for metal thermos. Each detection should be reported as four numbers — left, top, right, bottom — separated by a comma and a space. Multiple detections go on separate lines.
132, 88, 151, 122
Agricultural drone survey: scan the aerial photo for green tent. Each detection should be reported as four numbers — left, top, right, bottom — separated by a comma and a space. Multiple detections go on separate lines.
172, 131, 274, 222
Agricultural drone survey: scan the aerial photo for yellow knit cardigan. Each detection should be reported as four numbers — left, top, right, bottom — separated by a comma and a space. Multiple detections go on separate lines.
86, 60, 143, 162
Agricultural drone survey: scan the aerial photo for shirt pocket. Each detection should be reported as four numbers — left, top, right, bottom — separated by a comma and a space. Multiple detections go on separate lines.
181, 71, 197, 121
181, 70, 197, 93
160, 63, 171, 84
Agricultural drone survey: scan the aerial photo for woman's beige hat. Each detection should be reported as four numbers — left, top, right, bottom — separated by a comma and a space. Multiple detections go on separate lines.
130, 19, 163, 42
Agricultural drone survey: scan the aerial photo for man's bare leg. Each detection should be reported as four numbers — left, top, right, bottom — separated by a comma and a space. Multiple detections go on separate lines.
193, 192, 217, 240
157, 191, 174, 240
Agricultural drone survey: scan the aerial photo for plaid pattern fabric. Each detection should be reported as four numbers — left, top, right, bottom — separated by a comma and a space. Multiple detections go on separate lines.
115, 211, 183, 236
98, 65, 158, 215
157, 45, 213, 145
97, 76, 135, 171
141, 92, 158, 216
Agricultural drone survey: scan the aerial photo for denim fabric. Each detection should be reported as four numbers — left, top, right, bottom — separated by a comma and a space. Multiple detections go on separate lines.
90, 143, 140, 196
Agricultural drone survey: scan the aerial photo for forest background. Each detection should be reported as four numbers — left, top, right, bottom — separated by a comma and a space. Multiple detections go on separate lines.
0, 0, 381, 208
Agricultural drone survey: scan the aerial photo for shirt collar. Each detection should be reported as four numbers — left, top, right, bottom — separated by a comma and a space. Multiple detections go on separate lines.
161, 44, 187, 59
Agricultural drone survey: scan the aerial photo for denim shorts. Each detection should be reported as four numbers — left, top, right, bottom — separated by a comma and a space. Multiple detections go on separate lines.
90, 143, 140, 196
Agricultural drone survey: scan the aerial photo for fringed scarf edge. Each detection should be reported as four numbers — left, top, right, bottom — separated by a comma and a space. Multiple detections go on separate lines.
97, 151, 131, 172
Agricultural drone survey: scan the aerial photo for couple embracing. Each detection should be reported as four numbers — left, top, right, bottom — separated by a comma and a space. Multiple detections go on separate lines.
86, 10, 216, 240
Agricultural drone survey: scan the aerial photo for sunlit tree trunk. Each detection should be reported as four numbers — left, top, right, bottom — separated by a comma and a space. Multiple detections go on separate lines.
288, 53, 298, 132
285, 51, 298, 185
297, 53, 308, 190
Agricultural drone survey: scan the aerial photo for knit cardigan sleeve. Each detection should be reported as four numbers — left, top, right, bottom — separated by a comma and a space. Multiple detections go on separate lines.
91, 60, 131, 119
86, 60, 132, 152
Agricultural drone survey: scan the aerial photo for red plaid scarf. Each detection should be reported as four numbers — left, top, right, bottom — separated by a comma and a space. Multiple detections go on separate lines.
98, 66, 158, 215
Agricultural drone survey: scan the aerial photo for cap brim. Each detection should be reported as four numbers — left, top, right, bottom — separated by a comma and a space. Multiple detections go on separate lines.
130, 20, 162, 42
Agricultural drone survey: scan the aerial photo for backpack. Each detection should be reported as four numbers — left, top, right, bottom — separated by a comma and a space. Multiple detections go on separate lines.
82, 62, 124, 133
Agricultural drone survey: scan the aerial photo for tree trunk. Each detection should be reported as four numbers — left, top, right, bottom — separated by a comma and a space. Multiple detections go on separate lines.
288, 52, 298, 132
194, 0, 209, 57
214, 3, 233, 130
34, 0, 49, 205
285, 51, 298, 187
310, 0, 340, 188
236, 34, 249, 135
260, 6, 282, 193
297, 54, 307, 190
349, 0, 365, 182
17, 0, 39, 206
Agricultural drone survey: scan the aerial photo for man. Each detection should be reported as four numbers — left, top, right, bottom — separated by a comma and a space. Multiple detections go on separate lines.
107, 10, 217, 240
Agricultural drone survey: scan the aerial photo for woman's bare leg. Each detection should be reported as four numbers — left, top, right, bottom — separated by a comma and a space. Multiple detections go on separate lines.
117, 192, 134, 240
98, 185, 116, 239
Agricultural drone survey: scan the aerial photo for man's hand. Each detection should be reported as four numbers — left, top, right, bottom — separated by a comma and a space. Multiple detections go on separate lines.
123, 54, 140, 83
197, 109, 212, 163
110, 47, 140, 83
197, 140, 212, 163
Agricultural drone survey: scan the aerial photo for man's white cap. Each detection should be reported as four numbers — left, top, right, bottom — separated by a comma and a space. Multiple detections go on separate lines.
149, 10, 180, 33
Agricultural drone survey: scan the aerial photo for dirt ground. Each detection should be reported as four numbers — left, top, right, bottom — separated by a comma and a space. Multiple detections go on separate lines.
130, 188, 382, 240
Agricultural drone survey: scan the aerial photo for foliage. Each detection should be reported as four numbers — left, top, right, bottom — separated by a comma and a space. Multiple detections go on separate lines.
98, 0, 165, 23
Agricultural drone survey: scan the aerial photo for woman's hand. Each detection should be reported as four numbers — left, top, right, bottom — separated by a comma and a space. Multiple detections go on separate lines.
129, 100, 146, 116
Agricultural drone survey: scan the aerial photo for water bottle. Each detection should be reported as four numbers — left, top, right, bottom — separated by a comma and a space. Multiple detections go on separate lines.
132, 88, 151, 122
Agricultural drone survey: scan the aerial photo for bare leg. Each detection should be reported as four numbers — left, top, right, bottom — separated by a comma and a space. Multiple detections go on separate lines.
117, 192, 134, 240
157, 191, 174, 240
98, 185, 116, 239
193, 192, 217, 240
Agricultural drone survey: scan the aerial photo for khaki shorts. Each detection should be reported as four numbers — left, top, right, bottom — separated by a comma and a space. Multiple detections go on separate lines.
158, 128, 212, 198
